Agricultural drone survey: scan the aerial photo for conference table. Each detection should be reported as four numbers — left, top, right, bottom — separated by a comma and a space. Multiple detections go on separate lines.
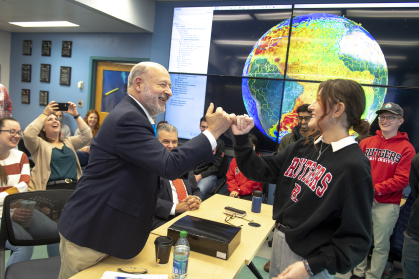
71, 194, 274, 279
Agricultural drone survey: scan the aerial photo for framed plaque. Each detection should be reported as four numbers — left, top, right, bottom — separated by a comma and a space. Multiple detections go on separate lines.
42, 40, 51, 56
60, 66, 71, 86
23, 40, 32, 55
21, 64, 31, 82
21, 89, 30, 104
39, 91, 49, 106
40, 64, 51, 83
62, 41, 72, 57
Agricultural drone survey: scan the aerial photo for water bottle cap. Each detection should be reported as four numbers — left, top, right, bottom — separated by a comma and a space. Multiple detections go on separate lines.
180, 230, 187, 237
253, 190, 262, 197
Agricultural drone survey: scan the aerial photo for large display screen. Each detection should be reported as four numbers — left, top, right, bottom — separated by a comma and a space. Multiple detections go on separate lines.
166, 3, 419, 152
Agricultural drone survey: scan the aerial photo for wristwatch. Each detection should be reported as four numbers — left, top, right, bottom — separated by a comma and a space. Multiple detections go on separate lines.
73, 114, 81, 120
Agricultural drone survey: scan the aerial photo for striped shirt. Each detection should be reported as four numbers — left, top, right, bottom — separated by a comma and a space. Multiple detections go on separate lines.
0, 149, 30, 215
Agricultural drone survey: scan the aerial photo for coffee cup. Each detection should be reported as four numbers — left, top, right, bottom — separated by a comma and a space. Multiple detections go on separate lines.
19, 200, 36, 227
154, 236, 173, 265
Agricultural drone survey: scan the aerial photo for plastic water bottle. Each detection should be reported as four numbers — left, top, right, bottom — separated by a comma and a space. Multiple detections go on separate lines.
172, 230, 190, 279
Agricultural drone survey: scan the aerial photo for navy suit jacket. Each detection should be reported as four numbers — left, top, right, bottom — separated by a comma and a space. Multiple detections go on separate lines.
153, 171, 202, 228
58, 96, 214, 259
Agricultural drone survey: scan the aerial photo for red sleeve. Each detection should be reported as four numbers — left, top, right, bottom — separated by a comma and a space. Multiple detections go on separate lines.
238, 180, 263, 196
375, 145, 415, 196
226, 158, 239, 193
19, 153, 30, 185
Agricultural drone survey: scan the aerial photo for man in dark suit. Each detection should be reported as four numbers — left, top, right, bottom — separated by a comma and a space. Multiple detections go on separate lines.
153, 123, 202, 229
57, 62, 233, 279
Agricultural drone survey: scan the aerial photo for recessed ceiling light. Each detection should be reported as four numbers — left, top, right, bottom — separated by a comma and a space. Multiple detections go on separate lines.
9, 21, 79, 27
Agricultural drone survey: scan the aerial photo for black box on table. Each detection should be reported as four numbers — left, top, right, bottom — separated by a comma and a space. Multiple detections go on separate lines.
167, 215, 241, 260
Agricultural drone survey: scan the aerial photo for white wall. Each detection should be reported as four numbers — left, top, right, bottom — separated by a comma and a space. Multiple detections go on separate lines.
0, 30, 11, 89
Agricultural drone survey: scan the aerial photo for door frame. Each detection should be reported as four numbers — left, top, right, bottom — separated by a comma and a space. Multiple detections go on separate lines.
87, 56, 149, 110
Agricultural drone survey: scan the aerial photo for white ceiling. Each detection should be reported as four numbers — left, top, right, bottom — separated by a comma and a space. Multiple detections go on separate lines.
0, 0, 233, 33
0, 0, 150, 33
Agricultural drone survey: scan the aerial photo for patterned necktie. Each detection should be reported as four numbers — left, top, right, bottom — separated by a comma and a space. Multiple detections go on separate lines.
172, 179, 188, 202
152, 123, 157, 138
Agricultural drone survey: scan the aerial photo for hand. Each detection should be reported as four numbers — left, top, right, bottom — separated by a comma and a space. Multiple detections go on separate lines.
230, 191, 240, 198
12, 208, 33, 222
373, 198, 377, 207
231, 114, 254, 135
43, 101, 59, 116
65, 102, 78, 117
205, 103, 233, 139
195, 174, 202, 183
175, 200, 192, 214
80, 146, 90, 153
273, 261, 309, 279
184, 196, 201, 210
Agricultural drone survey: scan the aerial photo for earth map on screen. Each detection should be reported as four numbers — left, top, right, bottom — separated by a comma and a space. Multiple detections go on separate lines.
242, 13, 388, 142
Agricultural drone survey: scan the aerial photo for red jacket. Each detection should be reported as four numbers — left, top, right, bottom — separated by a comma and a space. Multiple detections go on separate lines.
226, 157, 262, 196
359, 130, 416, 204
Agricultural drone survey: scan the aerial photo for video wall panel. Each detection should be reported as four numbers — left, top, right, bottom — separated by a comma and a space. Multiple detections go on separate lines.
166, 3, 419, 152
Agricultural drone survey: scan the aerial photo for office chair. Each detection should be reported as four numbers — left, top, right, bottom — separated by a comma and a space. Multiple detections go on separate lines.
0, 190, 74, 279
17, 139, 34, 169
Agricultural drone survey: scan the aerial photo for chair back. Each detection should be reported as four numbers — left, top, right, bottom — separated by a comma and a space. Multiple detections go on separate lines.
0, 190, 74, 278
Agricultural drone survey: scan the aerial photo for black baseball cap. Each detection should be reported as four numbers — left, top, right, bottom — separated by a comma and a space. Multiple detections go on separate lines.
376, 102, 403, 117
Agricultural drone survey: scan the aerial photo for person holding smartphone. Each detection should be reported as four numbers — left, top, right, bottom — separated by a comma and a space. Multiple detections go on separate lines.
23, 101, 92, 190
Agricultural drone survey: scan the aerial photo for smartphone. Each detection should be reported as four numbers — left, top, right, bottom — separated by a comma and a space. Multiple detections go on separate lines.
55, 102, 69, 111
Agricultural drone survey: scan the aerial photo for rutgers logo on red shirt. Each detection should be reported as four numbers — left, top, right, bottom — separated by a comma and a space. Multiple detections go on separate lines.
283, 157, 333, 202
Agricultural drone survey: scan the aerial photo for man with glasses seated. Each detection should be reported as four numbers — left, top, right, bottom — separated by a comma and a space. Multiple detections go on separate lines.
351, 102, 415, 279
277, 104, 315, 152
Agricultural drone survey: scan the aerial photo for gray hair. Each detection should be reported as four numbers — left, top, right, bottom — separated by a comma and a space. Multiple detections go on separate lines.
127, 62, 165, 88
157, 123, 178, 136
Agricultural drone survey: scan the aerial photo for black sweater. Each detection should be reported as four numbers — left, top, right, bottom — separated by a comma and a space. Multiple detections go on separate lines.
234, 135, 374, 275
407, 154, 419, 240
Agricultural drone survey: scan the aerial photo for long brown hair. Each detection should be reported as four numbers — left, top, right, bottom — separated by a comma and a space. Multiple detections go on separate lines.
309, 79, 370, 144
0, 117, 20, 186
38, 112, 63, 143
84, 110, 101, 138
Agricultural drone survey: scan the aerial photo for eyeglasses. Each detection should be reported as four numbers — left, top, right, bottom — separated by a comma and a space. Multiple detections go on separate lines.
378, 116, 398, 122
117, 267, 147, 274
297, 116, 311, 122
0, 130, 24, 137
224, 214, 253, 227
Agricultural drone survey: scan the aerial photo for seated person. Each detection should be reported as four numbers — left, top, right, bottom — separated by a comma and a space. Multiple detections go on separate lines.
224, 133, 262, 201
23, 101, 92, 190
194, 116, 225, 196
0, 117, 58, 266
74, 109, 100, 166
152, 123, 202, 230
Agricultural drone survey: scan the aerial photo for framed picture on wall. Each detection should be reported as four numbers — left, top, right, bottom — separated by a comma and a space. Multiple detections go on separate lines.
21, 64, 31, 82
42, 41, 51, 56
40, 64, 51, 83
60, 66, 71, 86
23, 40, 32, 55
21, 89, 30, 104
39, 91, 49, 106
62, 41, 72, 57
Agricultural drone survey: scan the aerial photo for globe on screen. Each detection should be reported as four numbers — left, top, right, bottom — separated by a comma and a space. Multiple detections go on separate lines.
242, 13, 388, 142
